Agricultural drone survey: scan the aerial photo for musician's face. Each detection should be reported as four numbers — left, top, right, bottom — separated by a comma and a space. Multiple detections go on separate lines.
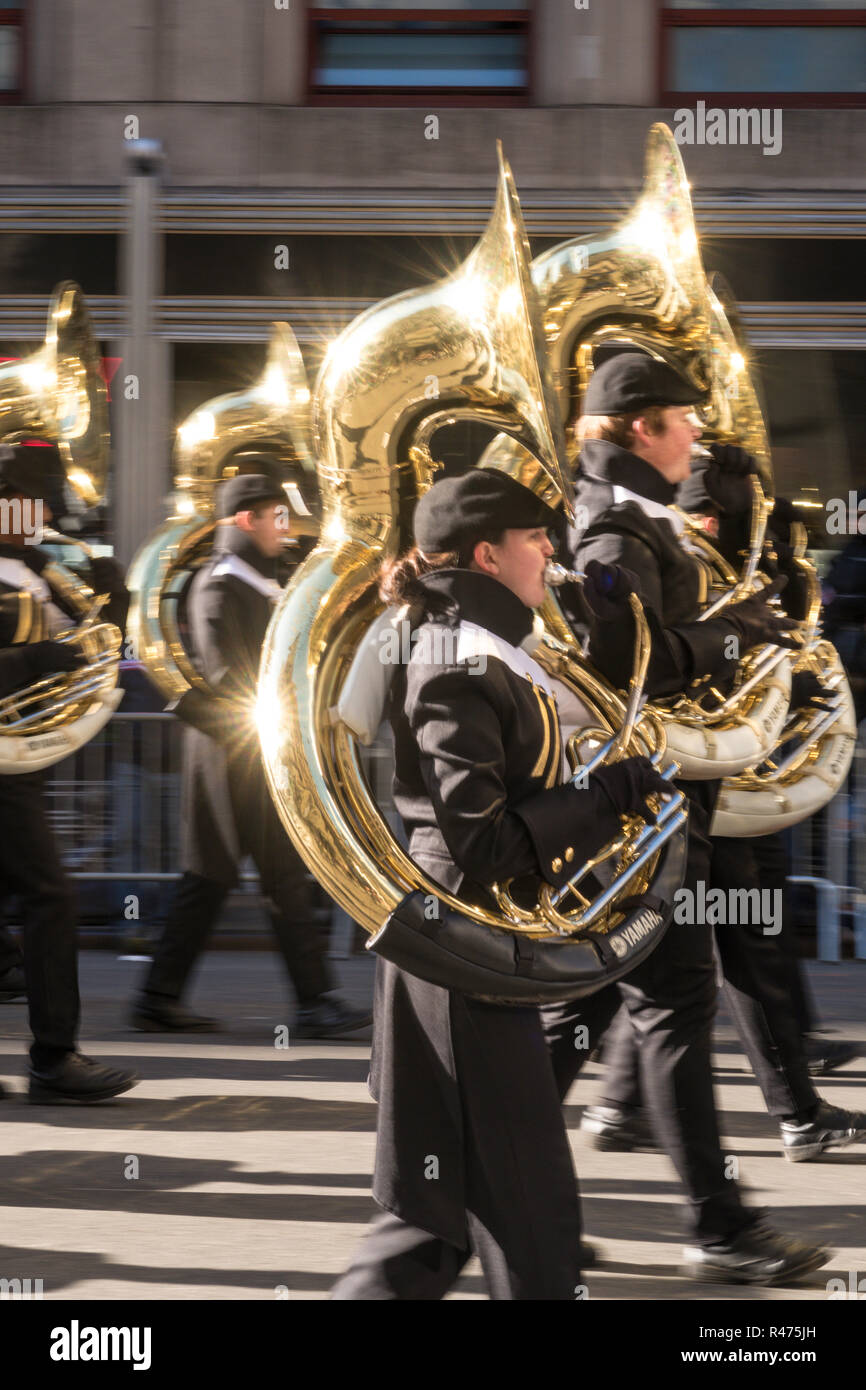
633, 405, 701, 484
471, 525, 554, 609
236, 502, 287, 558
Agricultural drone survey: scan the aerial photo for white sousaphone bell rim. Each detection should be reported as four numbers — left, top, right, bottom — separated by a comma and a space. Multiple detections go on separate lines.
0, 685, 122, 773
709, 664, 859, 836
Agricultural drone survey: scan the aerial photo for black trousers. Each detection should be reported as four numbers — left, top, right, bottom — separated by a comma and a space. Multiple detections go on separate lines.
599, 833, 818, 1121
543, 783, 750, 1247
751, 831, 815, 1036
0, 916, 23, 974
144, 860, 332, 1005
0, 771, 79, 1066
332, 997, 586, 1301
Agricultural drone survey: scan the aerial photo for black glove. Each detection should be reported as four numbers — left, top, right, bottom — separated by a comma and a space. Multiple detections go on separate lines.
707, 443, 758, 478
88, 555, 126, 596
25, 639, 86, 677
722, 577, 800, 653
790, 670, 835, 711
582, 559, 641, 620
591, 756, 671, 821
703, 444, 758, 518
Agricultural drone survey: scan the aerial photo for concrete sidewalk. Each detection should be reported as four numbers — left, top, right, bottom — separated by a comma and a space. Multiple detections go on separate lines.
0, 952, 864, 1301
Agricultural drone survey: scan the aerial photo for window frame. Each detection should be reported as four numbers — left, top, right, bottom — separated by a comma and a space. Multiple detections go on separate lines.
0, 6, 25, 104
306, 5, 532, 107
659, 6, 866, 108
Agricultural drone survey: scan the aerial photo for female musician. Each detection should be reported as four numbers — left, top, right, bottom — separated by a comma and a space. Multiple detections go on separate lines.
332, 468, 669, 1301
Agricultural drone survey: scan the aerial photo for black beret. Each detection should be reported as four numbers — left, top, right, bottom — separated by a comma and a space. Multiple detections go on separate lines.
216, 472, 286, 520
0, 440, 67, 518
583, 351, 705, 415
414, 469, 559, 555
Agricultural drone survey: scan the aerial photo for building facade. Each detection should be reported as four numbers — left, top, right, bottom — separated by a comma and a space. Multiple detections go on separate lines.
0, 0, 863, 556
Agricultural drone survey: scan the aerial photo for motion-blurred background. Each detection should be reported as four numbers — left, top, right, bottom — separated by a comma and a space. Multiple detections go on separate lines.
1, 0, 864, 951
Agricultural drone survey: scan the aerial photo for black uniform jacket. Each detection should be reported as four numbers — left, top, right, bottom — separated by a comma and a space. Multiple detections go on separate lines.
0, 540, 126, 697
176, 526, 286, 883
369, 567, 626, 1246
562, 440, 739, 699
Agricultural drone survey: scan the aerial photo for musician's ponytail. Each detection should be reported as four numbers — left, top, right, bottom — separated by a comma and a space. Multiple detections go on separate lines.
378, 546, 458, 607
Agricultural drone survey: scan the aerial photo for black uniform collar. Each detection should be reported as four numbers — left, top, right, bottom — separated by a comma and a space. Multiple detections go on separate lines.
579, 439, 677, 507
213, 523, 279, 580
0, 541, 50, 574
416, 568, 535, 648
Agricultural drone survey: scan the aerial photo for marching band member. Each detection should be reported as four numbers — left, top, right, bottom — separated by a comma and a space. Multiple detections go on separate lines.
0, 443, 138, 1103
333, 467, 692, 1300
131, 468, 370, 1038
549, 351, 851, 1280
569, 381, 864, 1170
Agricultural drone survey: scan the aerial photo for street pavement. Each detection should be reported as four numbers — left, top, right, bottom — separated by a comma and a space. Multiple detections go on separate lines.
0, 951, 864, 1301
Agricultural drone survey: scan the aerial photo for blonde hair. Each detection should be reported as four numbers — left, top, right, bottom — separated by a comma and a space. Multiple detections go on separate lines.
576, 404, 667, 452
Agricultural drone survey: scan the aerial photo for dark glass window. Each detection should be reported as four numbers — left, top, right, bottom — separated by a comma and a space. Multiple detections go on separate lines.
670, 26, 866, 92
661, 7, 866, 105
0, 234, 118, 295
162, 234, 866, 304
0, 6, 25, 101
308, 9, 530, 105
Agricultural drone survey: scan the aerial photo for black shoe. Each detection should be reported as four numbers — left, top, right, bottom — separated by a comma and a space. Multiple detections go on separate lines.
131, 998, 219, 1032
29, 1053, 138, 1105
294, 994, 373, 1040
579, 1240, 597, 1270
780, 1100, 866, 1162
0, 966, 26, 1003
580, 1105, 659, 1153
683, 1217, 830, 1286
804, 1035, 862, 1076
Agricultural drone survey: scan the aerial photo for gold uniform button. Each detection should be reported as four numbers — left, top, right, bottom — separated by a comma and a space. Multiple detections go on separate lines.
551, 857, 563, 874
564, 847, 574, 863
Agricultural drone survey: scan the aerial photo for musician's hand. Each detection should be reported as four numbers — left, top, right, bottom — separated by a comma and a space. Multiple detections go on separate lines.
723, 576, 801, 653
790, 670, 835, 711
25, 640, 86, 676
707, 443, 758, 478
689, 443, 758, 518
582, 559, 641, 619
591, 756, 671, 822
88, 555, 127, 596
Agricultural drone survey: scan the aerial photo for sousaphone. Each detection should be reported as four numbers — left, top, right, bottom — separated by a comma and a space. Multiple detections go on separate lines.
257, 145, 687, 1005
0, 282, 122, 771
126, 323, 317, 705
482, 127, 849, 815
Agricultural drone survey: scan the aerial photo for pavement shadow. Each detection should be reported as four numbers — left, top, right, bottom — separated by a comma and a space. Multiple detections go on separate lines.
2, 1094, 377, 1132
0, 1242, 352, 1297
0, 1150, 377, 1223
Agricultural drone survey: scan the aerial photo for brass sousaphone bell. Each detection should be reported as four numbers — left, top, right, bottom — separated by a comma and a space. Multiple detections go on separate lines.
485, 124, 853, 832
0, 282, 123, 772
257, 145, 687, 1005
126, 322, 317, 705
482, 126, 825, 806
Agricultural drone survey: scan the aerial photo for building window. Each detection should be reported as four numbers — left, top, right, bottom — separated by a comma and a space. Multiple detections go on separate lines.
660, 6, 866, 106
0, 5, 24, 102
307, 6, 531, 105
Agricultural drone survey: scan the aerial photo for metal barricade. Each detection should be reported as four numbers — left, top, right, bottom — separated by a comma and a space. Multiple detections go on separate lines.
41, 712, 866, 960
788, 723, 866, 960
42, 712, 399, 952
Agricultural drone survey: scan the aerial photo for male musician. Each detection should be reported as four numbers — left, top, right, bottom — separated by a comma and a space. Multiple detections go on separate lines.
0, 442, 138, 1103
131, 469, 370, 1037
575, 413, 865, 1160
548, 351, 861, 1278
